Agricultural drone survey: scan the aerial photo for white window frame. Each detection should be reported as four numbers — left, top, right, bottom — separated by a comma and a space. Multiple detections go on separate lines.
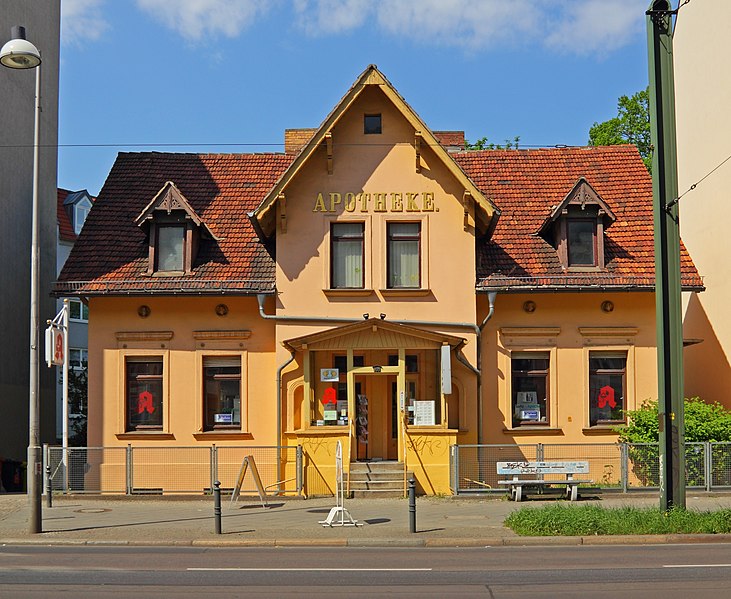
69, 348, 88, 370
68, 299, 89, 322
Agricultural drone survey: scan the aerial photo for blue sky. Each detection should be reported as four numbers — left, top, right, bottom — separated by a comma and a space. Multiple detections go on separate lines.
59, 0, 652, 195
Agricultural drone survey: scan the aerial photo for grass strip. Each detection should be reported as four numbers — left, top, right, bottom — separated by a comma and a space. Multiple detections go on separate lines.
504, 504, 731, 536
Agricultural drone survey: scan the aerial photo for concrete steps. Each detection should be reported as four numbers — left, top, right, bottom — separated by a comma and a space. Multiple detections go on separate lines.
346, 461, 411, 499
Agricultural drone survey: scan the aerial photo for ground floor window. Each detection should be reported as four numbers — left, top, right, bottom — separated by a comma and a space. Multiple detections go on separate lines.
589, 352, 626, 426
203, 357, 241, 430
511, 352, 550, 427
126, 357, 163, 431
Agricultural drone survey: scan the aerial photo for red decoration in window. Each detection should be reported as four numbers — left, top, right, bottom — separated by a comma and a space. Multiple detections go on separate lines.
597, 385, 616, 409
137, 391, 156, 414
322, 387, 337, 406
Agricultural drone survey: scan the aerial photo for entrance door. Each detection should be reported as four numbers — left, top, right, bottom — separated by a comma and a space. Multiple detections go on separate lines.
355, 375, 391, 461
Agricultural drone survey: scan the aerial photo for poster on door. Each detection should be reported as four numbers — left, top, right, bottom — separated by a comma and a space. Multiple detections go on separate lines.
356, 394, 368, 444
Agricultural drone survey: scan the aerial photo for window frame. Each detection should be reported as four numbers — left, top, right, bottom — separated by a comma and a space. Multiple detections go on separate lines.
154, 224, 187, 273
68, 298, 89, 322
510, 352, 550, 427
364, 113, 382, 135
124, 356, 164, 432
202, 356, 243, 431
330, 222, 365, 289
73, 198, 92, 235
588, 351, 627, 427
566, 217, 598, 267
386, 221, 422, 289
69, 347, 88, 370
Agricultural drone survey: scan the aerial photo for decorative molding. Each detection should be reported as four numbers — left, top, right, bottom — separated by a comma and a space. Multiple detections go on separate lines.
578, 326, 638, 346
500, 327, 560, 347
192, 330, 252, 341
116, 331, 174, 342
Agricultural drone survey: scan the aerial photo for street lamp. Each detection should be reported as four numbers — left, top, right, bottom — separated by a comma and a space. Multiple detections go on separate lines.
1, 25, 43, 533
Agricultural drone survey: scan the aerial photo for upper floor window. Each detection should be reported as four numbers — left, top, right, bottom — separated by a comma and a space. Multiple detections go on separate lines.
155, 225, 186, 272
589, 352, 626, 426
567, 219, 597, 266
511, 352, 549, 427
364, 114, 382, 134
74, 198, 92, 234
387, 222, 421, 288
69, 348, 88, 370
331, 222, 364, 289
68, 299, 89, 322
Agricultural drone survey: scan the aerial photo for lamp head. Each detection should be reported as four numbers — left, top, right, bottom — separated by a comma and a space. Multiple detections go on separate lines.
1, 26, 41, 70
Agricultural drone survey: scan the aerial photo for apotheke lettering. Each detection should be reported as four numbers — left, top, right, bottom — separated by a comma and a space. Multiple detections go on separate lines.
313, 191, 437, 213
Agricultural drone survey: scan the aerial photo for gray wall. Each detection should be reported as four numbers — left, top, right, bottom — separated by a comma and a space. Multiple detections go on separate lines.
0, 3, 60, 463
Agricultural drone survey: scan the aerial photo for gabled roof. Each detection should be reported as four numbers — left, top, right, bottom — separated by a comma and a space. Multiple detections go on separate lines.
283, 318, 466, 352
455, 145, 703, 292
58, 188, 95, 243
55, 152, 293, 296
134, 181, 211, 236
537, 177, 616, 236
250, 65, 497, 238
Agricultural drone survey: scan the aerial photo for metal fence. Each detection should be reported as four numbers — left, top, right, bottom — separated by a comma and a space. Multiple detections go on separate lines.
451, 442, 731, 494
45, 445, 303, 496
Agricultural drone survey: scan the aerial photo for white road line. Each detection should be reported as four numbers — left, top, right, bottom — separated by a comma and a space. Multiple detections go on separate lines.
663, 564, 731, 568
188, 568, 432, 572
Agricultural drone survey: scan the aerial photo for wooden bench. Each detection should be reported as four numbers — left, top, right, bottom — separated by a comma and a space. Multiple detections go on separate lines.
497, 461, 592, 502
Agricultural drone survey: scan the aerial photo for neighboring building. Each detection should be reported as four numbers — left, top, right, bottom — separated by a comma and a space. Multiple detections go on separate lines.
56, 66, 701, 495
0, 2, 60, 469
56, 189, 94, 442
674, 0, 731, 409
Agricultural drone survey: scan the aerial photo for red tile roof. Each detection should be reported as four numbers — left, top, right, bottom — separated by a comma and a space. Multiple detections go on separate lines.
454, 145, 703, 291
56, 152, 293, 295
57, 188, 76, 242
55, 145, 702, 296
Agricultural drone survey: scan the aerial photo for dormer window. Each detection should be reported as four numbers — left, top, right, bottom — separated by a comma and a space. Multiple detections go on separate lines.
62, 189, 94, 236
74, 198, 92, 234
538, 177, 615, 271
135, 181, 210, 276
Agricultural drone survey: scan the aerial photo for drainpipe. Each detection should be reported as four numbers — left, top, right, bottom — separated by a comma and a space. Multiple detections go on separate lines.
256, 291, 497, 445
275, 350, 296, 492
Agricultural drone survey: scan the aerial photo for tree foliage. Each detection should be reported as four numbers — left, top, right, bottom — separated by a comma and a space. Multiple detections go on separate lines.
588, 87, 651, 171
63, 365, 88, 447
618, 397, 731, 444
465, 136, 520, 150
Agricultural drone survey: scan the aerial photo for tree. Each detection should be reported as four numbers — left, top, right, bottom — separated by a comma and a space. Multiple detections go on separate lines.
465, 136, 520, 150
63, 365, 88, 446
589, 87, 651, 171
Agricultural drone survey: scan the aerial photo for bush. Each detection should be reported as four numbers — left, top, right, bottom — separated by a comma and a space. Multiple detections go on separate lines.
617, 398, 731, 487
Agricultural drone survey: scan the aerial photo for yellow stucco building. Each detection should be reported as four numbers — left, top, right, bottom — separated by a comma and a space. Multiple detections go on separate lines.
56, 66, 702, 496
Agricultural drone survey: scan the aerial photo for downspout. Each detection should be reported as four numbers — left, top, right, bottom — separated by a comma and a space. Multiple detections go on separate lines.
256, 291, 497, 446
275, 349, 296, 492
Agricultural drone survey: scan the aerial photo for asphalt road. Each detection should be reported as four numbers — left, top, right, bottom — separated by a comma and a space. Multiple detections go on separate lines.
1, 543, 730, 598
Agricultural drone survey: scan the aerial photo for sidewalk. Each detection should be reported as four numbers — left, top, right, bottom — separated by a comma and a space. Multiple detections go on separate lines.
1, 492, 730, 547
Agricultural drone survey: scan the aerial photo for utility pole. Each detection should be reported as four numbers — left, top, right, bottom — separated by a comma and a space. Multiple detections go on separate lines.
646, 0, 685, 510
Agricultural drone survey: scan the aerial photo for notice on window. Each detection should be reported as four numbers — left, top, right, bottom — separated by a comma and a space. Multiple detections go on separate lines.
321, 368, 339, 382
413, 400, 435, 426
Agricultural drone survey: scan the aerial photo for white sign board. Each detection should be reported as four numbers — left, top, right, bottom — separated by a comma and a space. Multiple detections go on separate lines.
413, 400, 435, 426
45, 326, 65, 367
321, 368, 339, 382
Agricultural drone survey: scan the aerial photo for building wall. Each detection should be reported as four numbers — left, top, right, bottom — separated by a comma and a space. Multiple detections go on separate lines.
0, 2, 60, 463
481, 291, 657, 444
674, 0, 731, 409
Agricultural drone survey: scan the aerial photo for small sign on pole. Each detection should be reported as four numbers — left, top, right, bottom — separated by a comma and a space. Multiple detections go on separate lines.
45, 325, 64, 367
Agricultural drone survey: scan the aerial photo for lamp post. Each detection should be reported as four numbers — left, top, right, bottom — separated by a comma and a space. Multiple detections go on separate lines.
1, 25, 43, 533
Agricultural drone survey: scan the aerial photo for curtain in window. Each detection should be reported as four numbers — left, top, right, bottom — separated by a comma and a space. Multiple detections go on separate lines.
157, 226, 184, 271
388, 223, 420, 288
332, 223, 363, 288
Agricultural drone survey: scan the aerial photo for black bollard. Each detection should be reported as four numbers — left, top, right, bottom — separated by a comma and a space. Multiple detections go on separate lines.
45, 464, 52, 508
408, 477, 416, 533
214, 480, 222, 534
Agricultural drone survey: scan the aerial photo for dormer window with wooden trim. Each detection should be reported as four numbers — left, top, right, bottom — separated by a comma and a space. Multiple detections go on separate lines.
538, 177, 615, 271
135, 181, 210, 276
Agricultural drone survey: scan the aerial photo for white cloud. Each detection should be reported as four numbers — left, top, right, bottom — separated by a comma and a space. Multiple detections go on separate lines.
61, 0, 110, 46
136, 0, 271, 41
544, 0, 647, 55
294, 0, 646, 54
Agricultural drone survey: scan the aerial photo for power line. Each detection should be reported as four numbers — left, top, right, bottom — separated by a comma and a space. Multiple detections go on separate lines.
667, 149, 731, 209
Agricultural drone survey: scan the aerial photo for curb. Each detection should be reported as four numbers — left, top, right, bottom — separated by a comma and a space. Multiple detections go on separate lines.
3, 534, 731, 548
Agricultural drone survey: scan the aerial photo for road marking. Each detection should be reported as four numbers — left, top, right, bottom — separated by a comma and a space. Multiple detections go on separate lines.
663, 564, 731, 568
188, 568, 432, 572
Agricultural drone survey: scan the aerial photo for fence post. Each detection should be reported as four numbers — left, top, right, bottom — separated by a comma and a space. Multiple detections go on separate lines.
620, 443, 629, 493
126, 444, 133, 495
705, 441, 712, 492
296, 445, 303, 495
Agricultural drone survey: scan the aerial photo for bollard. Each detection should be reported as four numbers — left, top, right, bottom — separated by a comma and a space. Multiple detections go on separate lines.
408, 477, 416, 533
45, 464, 52, 508
214, 480, 222, 534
